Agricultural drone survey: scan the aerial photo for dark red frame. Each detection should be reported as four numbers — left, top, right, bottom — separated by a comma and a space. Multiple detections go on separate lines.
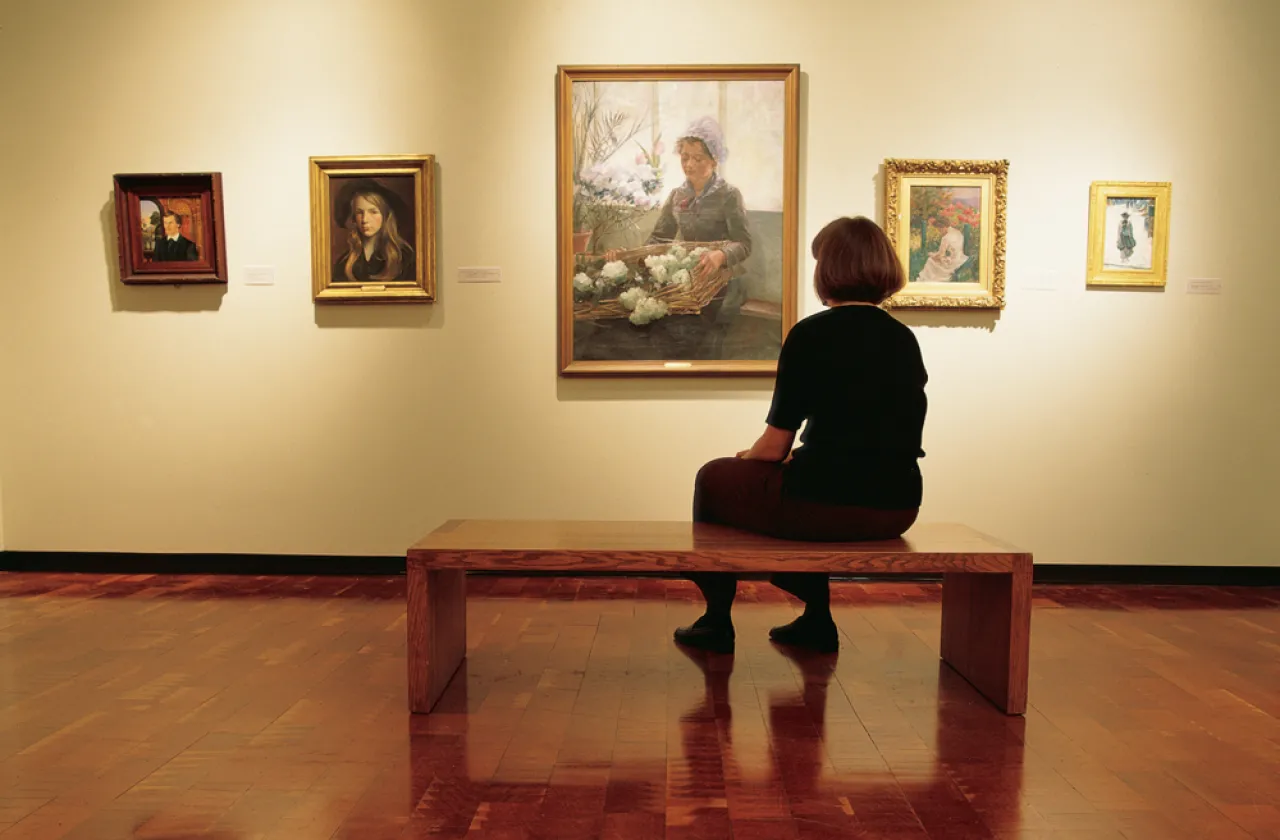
113, 172, 228, 284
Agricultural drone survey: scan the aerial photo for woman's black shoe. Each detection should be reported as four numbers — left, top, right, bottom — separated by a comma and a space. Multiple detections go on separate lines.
769, 614, 839, 653
673, 615, 735, 654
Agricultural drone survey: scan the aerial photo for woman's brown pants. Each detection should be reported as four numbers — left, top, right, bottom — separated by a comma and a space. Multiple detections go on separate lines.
689, 457, 918, 619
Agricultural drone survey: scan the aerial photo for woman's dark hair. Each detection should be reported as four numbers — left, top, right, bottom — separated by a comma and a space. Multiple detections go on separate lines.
811, 216, 905, 305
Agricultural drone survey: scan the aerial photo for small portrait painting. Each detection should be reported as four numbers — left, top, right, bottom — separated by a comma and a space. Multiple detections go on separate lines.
328, 176, 418, 283
141, 197, 204, 262
308, 155, 436, 303
113, 173, 227, 284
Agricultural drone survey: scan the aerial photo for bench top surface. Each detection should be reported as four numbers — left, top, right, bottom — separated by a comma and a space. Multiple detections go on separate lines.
408, 520, 1030, 573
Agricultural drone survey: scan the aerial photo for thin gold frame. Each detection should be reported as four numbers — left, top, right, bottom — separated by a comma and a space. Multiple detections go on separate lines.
309, 155, 436, 304
1086, 181, 1171, 288
883, 158, 1008, 309
556, 64, 800, 376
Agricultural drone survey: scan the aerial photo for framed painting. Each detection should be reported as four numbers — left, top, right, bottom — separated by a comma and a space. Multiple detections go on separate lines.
882, 158, 1008, 309
309, 155, 436, 303
113, 172, 227, 284
556, 64, 800, 376
1086, 181, 1171, 287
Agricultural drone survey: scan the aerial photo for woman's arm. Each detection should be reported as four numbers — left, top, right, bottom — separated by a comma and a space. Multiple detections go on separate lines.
719, 187, 753, 266
737, 424, 796, 462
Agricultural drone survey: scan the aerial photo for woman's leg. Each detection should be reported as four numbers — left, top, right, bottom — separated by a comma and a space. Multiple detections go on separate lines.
676, 457, 789, 653
684, 573, 738, 622
770, 572, 830, 617
768, 503, 919, 653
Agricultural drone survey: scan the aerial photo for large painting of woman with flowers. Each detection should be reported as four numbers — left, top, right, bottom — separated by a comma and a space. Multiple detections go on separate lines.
557, 65, 799, 376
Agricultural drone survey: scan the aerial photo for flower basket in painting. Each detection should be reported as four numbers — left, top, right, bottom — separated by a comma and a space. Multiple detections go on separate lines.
571, 241, 732, 324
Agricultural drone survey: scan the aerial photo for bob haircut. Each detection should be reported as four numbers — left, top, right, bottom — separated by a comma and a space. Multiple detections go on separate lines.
811, 216, 905, 305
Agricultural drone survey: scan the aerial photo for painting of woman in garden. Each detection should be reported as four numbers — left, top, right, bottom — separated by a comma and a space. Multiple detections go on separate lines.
907, 186, 981, 284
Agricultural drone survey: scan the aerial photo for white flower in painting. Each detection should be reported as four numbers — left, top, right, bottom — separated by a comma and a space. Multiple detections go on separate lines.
669, 244, 688, 261
629, 295, 669, 325
618, 286, 646, 311
671, 268, 692, 287
599, 260, 629, 284
649, 263, 669, 285
573, 272, 594, 292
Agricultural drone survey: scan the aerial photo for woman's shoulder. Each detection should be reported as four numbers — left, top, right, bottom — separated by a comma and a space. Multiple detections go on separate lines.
797, 304, 914, 338
717, 180, 745, 201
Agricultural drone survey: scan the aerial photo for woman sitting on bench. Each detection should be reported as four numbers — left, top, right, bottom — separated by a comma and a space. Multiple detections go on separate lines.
676, 216, 928, 655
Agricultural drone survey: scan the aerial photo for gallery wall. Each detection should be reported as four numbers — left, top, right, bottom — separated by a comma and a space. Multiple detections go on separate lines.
0, 0, 1277, 565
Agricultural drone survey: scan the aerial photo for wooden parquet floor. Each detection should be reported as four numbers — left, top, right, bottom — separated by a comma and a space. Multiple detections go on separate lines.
0, 573, 1277, 839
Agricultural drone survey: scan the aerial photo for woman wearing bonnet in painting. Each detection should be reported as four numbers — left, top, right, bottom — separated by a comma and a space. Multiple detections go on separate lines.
605, 115, 753, 357
643, 115, 752, 278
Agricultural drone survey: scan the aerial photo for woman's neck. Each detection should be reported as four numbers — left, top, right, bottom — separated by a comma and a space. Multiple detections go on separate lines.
688, 172, 714, 194
828, 300, 875, 307
363, 238, 377, 260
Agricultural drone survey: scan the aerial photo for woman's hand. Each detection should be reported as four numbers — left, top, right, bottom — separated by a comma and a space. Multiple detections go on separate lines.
735, 425, 796, 462
603, 248, 622, 261
695, 249, 726, 279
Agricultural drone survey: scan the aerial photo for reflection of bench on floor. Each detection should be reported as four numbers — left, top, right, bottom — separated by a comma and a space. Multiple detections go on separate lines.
405, 520, 1033, 716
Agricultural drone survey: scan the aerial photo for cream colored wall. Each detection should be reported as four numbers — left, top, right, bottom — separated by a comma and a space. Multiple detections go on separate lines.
0, 0, 1277, 564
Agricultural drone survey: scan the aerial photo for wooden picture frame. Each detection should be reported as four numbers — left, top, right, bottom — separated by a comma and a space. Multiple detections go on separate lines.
556, 64, 800, 376
113, 172, 227, 285
1086, 181, 1171, 288
883, 158, 1008, 309
309, 155, 436, 304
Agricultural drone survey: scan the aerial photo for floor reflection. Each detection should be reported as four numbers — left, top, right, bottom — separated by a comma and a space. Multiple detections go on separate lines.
400, 643, 1027, 838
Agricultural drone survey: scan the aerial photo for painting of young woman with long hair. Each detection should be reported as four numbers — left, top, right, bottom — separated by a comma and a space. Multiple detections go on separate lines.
330, 177, 417, 283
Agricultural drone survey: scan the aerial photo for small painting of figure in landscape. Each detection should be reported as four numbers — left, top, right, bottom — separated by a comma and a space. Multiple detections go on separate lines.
1104, 196, 1155, 271
907, 185, 982, 284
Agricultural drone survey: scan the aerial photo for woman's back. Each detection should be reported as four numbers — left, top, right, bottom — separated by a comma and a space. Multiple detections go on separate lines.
767, 304, 927, 508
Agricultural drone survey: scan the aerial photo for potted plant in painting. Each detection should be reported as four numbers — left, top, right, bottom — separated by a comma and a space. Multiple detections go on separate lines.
571, 83, 664, 253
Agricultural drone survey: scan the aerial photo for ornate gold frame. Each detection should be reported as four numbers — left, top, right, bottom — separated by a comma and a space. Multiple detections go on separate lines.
309, 155, 436, 304
1086, 181, 1171, 288
556, 64, 800, 376
883, 158, 1008, 309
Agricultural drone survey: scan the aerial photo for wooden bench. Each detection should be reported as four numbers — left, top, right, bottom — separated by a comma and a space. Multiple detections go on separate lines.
406, 520, 1033, 716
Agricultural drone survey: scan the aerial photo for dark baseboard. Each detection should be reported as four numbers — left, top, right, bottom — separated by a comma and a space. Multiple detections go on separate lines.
0, 551, 1277, 586
0, 551, 406, 577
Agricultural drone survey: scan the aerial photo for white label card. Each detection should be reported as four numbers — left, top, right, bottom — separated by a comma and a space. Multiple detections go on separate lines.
1022, 271, 1065, 292
1186, 278, 1222, 295
244, 265, 275, 285
458, 266, 501, 283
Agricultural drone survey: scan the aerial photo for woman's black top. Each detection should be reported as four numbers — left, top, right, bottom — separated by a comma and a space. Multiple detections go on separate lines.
766, 305, 928, 509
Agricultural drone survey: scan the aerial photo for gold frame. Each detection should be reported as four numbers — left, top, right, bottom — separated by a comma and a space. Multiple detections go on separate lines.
883, 158, 1008, 309
556, 64, 800, 376
309, 155, 436, 303
1086, 181, 1171, 287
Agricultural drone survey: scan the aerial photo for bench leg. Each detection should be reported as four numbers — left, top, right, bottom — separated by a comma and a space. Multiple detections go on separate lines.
407, 566, 467, 714
939, 561, 1031, 715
